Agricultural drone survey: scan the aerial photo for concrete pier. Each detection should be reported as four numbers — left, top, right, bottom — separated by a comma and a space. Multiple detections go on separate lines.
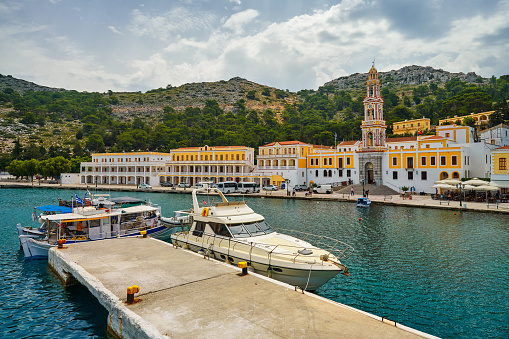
49, 237, 436, 339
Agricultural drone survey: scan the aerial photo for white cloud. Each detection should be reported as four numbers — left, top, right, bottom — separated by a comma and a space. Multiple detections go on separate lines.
229, 0, 242, 5
223, 9, 259, 35
130, 7, 216, 40
108, 26, 121, 34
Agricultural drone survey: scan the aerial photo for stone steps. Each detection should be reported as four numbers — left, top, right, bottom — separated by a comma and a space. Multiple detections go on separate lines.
336, 184, 398, 196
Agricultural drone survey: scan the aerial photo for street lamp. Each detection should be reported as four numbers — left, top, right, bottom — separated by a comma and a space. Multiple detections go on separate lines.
457, 182, 464, 207
285, 179, 290, 196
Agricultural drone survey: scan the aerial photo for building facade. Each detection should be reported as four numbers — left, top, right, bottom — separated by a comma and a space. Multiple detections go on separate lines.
80, 152, 172, 186
75, 66, 509, 193
393, 118, 431, 135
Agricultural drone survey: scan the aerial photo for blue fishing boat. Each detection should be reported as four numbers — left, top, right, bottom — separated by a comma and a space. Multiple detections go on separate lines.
356, 197, 371, 207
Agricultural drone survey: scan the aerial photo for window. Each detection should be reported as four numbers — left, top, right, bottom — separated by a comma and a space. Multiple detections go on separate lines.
323, 170, 328, 177
346, 157, 351, 165
440, 156, 446, 166
323, 158, 327, 166
392, 157, 397, 166
408, 171, 413, 180
451, 156, 457, 166
421, 171, 427, 180
500, 157, 507, 170
329, 170, 332, 177
329, 158, 332, 166
338, 157, 343, 168
311, 158, 314, 166
315, 158, 319, 165
393, 171, 398, 180
406, 157, 414, 169
338, 169, 343, 177
421, 156, 426, 166
347, 170, 351, 177
315, 170, 319, 176
431, 156, 436, 166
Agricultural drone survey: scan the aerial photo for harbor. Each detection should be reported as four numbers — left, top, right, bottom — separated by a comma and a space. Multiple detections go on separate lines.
2, 187, 508, 338
49, 237, 431, 338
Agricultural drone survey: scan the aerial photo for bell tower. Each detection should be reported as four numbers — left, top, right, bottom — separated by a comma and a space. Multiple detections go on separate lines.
361, 64, 386, 150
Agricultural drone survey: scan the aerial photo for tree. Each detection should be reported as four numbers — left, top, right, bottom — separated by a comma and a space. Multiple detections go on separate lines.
462, 116, 476, 127
86, 134, 105, 152
6, 160, 23, 179
23, 159, 39, 182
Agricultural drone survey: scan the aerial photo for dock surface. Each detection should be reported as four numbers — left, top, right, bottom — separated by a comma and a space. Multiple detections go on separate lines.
49, 237, 434, 338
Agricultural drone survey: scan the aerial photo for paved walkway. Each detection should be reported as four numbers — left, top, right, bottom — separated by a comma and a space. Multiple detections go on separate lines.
2, 180, 508, 214
50, 237, 435, 338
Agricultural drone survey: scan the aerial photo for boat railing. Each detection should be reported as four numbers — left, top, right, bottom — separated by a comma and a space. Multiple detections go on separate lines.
272, 228, 354, 260
173, 229, 354, 264
57, 219, 161, 241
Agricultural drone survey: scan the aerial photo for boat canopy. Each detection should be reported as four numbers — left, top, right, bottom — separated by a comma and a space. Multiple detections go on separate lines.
110, 197, 145, 204
36, 205, 73, 213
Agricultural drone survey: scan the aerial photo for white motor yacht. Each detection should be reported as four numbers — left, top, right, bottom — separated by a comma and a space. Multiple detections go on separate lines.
171, 188, 353, 291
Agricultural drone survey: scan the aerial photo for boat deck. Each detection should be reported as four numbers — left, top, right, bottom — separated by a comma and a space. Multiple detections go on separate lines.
49, 237, 435, 338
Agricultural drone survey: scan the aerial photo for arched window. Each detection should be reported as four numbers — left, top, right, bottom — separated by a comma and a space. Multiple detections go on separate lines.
323, 170, 328, 177
329, 170, 332, 177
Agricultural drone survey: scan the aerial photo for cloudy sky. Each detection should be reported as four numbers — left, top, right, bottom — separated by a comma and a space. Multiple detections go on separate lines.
1, 0, 508, 92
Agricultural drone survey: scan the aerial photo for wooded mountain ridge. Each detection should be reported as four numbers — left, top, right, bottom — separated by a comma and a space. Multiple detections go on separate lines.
0, 65, 508, 172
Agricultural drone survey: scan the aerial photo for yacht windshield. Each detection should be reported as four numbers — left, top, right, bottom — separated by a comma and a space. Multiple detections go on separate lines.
228, 220, 275, 238
228, 224, 250, 238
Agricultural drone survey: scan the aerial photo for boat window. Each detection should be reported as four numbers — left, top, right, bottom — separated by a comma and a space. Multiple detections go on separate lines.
257, 220, 275, 234
243, 222, 266, 236
193, 221, 206, 237
228, 224, 251, 238
209, 222, 231, 237
90, 219, 100, 227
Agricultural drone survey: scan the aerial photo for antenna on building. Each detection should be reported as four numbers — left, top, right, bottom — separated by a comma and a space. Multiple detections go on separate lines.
372, 58, 375, 67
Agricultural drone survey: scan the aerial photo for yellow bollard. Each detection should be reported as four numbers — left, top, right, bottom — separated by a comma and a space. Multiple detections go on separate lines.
127, 285, 140, 304
238, 261, 248, 276
140, 230, 147, 238
57, 239, 66, 249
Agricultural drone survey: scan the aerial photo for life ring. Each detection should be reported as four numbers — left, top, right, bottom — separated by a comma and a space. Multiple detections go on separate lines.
85, 201, 91, 206
202, 207, 209, 217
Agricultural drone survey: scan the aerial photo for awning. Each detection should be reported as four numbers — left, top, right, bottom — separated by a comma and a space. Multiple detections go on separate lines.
490, 180, 509, 188
271, 175, 285, 184
36, 205, 73, 213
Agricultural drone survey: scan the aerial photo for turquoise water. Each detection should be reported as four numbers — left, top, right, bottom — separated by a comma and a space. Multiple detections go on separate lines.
1, 188, 508, 338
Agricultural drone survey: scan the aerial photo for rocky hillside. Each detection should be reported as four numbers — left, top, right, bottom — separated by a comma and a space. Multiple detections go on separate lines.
0, 74, 65, 93
111, 77, 297, 118
324, 65, 486, 91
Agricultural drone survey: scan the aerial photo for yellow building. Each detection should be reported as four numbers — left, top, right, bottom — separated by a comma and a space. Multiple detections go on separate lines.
438, 111, 494, 126
164, 145, 256, 185
491, 145, 509, 193
393, 118, 430, 135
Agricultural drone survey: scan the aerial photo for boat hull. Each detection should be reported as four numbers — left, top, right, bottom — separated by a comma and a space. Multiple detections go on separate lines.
20, 225, 172, 260
174, 238, 342, 291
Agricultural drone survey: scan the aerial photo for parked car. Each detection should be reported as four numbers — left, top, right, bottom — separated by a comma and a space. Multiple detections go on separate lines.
262, 184, 278, 191
313, 184, 333, 194
178, 182, 191, 188
160, 182, 173, 187
48, 179, 58, 184
139, 183, 152, 189
293, 184, 308, 191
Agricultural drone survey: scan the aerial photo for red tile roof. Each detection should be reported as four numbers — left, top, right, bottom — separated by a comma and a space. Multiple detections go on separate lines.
495, 145, 509, 150
262, 141, 308, 147
338, 141, 359, 145
421, 135, 445, 140
386, 136, 417, 143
